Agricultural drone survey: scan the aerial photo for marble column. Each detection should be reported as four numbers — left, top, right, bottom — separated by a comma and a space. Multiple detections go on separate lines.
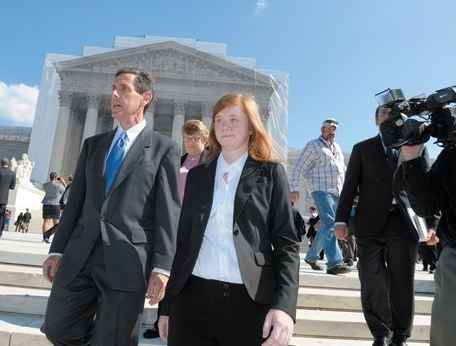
50, 90, 72, 175
81, 95, 100, 148
171, 100, 186, 148
145, 103, 155, 129
202, 101, 213, 129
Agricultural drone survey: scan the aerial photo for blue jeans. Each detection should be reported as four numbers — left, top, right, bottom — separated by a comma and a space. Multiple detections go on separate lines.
305, 191, 343, 269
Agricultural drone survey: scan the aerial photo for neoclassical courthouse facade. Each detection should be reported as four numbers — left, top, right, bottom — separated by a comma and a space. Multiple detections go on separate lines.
29, 36, 288, 183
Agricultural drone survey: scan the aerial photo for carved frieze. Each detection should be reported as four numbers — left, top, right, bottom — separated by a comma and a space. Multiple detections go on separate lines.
61, 48, 268, 86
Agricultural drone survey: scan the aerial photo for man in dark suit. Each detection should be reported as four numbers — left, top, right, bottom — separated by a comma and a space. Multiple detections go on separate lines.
41, 68, 181, 346
334, 106, 435, 346
22, 208, 32, 233
0, 158, 16, 238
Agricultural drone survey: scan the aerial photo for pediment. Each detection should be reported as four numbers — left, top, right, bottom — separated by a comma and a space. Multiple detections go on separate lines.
55, 41, 273, 87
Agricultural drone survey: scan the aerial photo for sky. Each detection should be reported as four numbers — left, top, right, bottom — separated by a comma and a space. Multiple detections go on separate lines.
1, 0, 455, 157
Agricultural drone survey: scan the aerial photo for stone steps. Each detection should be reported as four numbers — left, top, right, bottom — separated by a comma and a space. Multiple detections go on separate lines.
0, 232, 433, 345
298, 270, 434, 294
0, 284, 434, 317
0, 284, 432, 342
0, 312, 430, 346
0, 235, 48, 267
295, 309, 430, 341
297, 287, 433, 314
0, 264, 50, 289
0, 261, 436, 296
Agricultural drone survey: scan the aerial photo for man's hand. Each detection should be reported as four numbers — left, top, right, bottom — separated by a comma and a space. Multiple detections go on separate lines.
262, 309, 294, 346
290, 191, 300, 205
426, 229, 440, 246
158, 315, 169, 342
42, 255, 61, 282
146, 272, 169, 305
335, 224, 348, 240
401, 144, 424, 161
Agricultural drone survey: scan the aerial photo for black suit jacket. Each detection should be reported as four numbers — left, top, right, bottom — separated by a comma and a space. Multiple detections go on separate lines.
50, 124, 181, 292
0, 167, 16, 204
162, 156, 300, 320
23, 212, 32, 223
336, 135, 433, 239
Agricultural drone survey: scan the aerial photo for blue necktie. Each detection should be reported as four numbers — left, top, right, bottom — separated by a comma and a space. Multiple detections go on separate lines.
105, 132, 128, 194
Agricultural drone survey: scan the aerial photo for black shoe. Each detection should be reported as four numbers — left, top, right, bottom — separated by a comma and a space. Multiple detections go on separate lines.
326, 264, 351, 275
422, 266, 428, 271
372, 337, 389, 346
43, 238, 50, 244
143, 328, 160, 339
344, 259, 354, 267
390, 335, 407, 346
305, 260, 323, 271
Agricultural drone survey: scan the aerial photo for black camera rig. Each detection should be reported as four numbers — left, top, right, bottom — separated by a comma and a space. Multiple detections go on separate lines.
375, 86, 456, 148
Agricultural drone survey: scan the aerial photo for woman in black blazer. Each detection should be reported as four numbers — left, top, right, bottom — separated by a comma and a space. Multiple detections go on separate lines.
157, 94, 300, 346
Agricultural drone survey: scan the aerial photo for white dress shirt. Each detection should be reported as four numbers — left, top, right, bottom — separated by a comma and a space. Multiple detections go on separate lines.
192, 152, 248, 284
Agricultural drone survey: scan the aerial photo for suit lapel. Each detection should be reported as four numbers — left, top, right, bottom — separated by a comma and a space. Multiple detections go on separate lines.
197, 158, 217, 233
234, 157, 262, 222
92, 131, 115, 206
372, 136, 395, 176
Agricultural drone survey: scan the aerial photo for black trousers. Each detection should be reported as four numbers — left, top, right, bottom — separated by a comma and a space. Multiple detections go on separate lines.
338, 235, 356, 262
418, 243, 437, 270
168, 275, 269, 346
41, 241, 146, 346
0, 204, 6, 236
357, 209, 418, 341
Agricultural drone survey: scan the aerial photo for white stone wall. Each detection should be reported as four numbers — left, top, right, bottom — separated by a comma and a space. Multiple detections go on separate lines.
28, 54, 75, 183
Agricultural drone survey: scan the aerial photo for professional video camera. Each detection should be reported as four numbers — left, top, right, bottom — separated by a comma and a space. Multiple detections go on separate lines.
375, 86, 456, 148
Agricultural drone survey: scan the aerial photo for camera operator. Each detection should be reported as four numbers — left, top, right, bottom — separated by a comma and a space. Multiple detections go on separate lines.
336, 106, 437, 346
400, 143, 456, 346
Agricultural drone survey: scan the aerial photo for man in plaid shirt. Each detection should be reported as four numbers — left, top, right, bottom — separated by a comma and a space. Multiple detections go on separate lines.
290, 118, 351, 275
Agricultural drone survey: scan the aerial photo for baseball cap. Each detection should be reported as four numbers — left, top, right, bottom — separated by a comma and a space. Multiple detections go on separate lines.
322, 118, 339, 128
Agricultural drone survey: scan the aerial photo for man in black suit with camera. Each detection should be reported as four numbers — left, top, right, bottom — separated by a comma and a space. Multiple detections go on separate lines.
335, 106, 436, 346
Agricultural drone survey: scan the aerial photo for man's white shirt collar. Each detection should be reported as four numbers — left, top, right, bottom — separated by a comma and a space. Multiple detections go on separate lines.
115, 119, 147, 143
105, 119, 147, 165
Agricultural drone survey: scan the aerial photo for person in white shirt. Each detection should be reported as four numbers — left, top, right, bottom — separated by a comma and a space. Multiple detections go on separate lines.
159, 94, 300, 346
